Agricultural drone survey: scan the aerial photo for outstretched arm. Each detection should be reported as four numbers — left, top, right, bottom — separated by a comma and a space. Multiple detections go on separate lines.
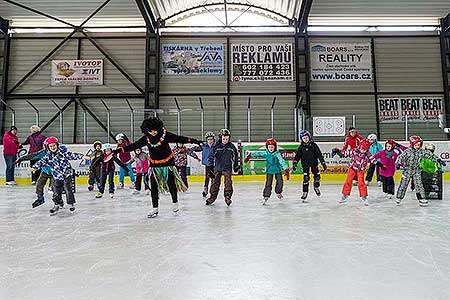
119, 136, 148, 153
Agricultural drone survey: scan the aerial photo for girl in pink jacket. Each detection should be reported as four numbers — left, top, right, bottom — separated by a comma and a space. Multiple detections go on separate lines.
372, 139, 399, 199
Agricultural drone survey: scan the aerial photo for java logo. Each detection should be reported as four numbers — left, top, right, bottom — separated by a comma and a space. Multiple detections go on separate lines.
199, 51, 223, 62
311, 45, 326, 52
55, 62, 75, 77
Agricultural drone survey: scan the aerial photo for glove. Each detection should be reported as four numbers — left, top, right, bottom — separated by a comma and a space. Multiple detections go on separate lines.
438, 159, 447, 166
31, 168, 37, 174
284, 169, 290, 180
13, 140, 19, 145
376, 161, 386, 171
321, 162, 327, 172
244, 153, 251, 163
208, 168, 215, 179
292, 161, 298, 171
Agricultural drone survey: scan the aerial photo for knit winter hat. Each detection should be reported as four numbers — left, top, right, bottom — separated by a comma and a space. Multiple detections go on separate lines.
30, 125, 41, 133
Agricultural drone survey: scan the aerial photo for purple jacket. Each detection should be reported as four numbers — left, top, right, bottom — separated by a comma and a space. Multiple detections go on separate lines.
22, 132, 46, 154
373, 150, 398, 177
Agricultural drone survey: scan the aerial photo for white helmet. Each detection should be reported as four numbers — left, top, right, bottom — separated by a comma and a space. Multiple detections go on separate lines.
115, 133, 126, 141
425, 143, 435, 152
367, 134, 377, 141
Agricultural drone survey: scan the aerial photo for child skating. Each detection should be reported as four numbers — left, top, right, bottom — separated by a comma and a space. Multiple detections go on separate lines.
338, 139, 385, 206
116, 133, 135, 189
292, 130, 327, 202
130, 147, 151, 195
372, 139, 399, 199
366, 134, 383, 186
87, 140, 103, 191
31, 137, 86, 215
396, 136, 439, 207
91, 143, 128, 199
114, 117, 202, 218
173, 142, 200, 188
206, 129, 240, 207
190, 131, 216, 198
244, 138, 290, 205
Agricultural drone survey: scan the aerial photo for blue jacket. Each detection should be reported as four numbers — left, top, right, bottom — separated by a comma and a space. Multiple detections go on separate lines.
34, 148, 83, 180
190, 143, 214, 166
250, 150, 288, 174
369, 142, 383, 162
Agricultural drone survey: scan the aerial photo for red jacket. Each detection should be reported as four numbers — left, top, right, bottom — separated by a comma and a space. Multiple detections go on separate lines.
341, 132, 363, 152
117, 140, 131, 164
2, 131, 20, 155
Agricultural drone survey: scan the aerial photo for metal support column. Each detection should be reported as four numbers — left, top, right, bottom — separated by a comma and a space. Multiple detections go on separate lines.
51, 99, 64, 143
440, 17, 450, 131
25, 100, 40, 126
100, 99, 111, 143
0, 18, 11, 141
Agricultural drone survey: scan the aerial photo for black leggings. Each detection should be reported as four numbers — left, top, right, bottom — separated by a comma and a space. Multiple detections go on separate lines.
150, 170, 178, 208
380, 175, 395, 195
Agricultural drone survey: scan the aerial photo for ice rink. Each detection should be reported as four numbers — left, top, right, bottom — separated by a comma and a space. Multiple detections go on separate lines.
1, 181, 450, 300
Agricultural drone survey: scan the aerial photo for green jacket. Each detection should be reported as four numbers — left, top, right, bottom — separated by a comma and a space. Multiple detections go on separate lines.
250, 150, 289, 174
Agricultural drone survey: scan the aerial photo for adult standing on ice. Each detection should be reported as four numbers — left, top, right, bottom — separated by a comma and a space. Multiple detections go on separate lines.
3, 126, 21, 185
21, 125, 46, 184
114, 117, 203, 218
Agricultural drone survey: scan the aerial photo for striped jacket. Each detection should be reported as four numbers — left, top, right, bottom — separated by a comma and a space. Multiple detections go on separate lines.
345, 148, 377, 171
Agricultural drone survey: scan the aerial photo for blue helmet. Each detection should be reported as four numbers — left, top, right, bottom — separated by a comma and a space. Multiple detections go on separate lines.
300, 130, 312, 140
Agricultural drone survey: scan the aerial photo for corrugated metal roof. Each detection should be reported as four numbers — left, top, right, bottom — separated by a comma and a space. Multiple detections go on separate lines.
0, 0, 145, 27
310, 0, 450, 25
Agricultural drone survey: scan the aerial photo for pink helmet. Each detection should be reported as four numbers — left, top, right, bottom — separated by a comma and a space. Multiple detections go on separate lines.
43, 136, 59, 150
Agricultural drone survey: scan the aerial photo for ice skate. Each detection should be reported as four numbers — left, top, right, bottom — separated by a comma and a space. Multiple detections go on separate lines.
145, 190, 150, 195
6, 181, 17, 186
205, 198, 215, 205
132, 189, 140, 195
172, 202, 179, 213
225, 197, 232, 207
69, 204, 75, 213
49, 204, 62, 215
262, 197, 269, 205
365, 180, 369, 186
88, 185, 94, 191
276, 194, 284, 200
32, 195, 45, 208
301, 192, 308, 202
31, 181, 36, 185
147, 208, 159, 218
95, 192, 103, 198
377, 181, 382, 187
202, 191, 207, 198
202, 187, 208, 198
339, 194, 348, 204
419, 199, 428, 207
352, 181, 357, 186
395, 198, 402, 206
119, 183, 124, 189
361, 196, 368, 206
109, 193, 114, 198
314, 187, 321, 197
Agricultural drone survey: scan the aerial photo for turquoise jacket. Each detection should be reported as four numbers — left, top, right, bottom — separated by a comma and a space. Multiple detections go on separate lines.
250, 150, 288, 174
370, 142, 383, 162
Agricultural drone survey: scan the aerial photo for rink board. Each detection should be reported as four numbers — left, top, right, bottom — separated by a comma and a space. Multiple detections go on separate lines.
2, 141, 450, 184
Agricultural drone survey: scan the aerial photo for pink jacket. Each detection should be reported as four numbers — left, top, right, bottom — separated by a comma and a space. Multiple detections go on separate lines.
373, 150, 398, 177
2, 131, 20, 155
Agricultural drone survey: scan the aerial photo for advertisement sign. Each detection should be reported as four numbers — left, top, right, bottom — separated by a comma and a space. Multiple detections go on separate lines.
161, 44, 224, 75
310, 42, 372, 81
378, 97, 443, 123
313, 117, 346, 137
231, 43, 293, 81
51, 60, 103, 86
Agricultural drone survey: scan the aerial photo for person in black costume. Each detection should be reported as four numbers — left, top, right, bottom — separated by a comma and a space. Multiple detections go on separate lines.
114, 117, 202, 218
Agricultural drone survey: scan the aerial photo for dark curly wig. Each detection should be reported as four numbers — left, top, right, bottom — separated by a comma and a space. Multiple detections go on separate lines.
140, 117, 164, 134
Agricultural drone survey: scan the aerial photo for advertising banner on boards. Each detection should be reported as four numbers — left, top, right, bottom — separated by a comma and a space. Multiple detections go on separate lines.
378, 97, 443, 123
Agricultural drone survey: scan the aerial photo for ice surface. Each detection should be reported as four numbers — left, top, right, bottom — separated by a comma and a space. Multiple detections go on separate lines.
1, 181, 450, 300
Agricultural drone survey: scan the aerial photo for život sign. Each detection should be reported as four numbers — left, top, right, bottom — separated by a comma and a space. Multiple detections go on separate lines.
231, 43, 293, 81
161, 44, 224, 75
310, 42, 372, 81
51, 60, 103, 86
378, 97, 443, 123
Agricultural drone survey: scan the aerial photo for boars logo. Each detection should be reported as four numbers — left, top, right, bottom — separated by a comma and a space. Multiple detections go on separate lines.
311, 45, 326, 52
55, 62, 76, 77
